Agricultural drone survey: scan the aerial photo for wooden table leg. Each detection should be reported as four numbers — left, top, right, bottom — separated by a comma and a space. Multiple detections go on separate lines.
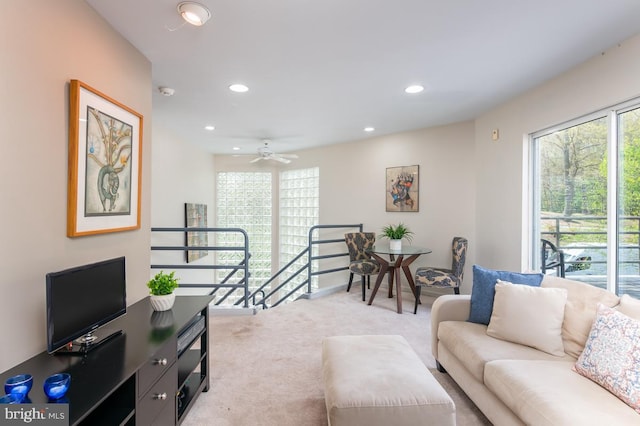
395, 256, 404, 313
387, 254, 395, 298
368, 254, 389, 305
401, 254, 421, 301
367, 250, 428, 314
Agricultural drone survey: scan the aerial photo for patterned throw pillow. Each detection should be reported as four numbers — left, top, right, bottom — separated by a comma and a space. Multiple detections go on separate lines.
574, 304, 640, 414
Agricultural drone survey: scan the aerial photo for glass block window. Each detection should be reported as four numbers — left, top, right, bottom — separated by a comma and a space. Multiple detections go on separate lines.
216, 172, 272, 304
279, 167, 320, 299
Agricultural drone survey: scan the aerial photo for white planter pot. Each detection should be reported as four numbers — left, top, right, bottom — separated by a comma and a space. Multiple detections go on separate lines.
390, 239, 402, 251
150, 293, 176, 311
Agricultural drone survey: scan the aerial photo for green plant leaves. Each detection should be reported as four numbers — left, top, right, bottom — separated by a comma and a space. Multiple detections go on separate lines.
380, 223, 414, 241
147, 270, 179, 295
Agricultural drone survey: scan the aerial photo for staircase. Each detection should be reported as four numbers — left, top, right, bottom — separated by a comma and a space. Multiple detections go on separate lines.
150, 224, 363, 310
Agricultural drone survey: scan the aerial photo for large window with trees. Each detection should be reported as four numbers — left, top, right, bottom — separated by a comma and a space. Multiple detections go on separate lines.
532, 101, 640, 298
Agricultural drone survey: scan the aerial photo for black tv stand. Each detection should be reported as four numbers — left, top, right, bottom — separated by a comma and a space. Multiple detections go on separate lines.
0, 295, 213, 425
54, 329, 124, 355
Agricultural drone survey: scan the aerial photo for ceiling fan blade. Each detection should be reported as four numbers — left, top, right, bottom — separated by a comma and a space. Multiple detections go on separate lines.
249, 157, 264, 163
272, 156, 291, 164
278, 153, 299, 159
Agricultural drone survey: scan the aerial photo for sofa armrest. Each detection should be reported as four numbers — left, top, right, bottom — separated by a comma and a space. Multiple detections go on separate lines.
431, 295, 471, 361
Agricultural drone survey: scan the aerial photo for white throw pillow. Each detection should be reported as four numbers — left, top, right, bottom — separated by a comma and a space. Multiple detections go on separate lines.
617, 294, 640, 321
487, 280, 568, 356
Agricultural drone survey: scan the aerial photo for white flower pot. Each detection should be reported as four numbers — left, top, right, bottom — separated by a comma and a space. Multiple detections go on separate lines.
150, 293, 176, 311
390, 239, 402, 251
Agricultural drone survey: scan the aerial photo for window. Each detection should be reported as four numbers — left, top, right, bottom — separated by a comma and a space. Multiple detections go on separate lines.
215, 168, 320, 305
617, 107, 640, 296
216, 172, 272, 303
531, 101, 640, 298
279, 167, 320, 298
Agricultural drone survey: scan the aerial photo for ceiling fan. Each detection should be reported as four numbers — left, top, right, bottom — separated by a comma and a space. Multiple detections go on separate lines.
249, 140, 299, 164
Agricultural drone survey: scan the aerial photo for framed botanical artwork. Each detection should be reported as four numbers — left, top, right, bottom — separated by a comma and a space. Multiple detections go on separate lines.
185, 203, 208, 263
67, 80, 143, 237
386, 165, 419, 212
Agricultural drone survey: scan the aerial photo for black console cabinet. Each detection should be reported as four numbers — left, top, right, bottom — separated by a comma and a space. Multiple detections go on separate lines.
0, 295, 214, 425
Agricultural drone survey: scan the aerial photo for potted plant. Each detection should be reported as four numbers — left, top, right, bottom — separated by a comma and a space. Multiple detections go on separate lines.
380, 223, 414, 251
147, 271, 179, 311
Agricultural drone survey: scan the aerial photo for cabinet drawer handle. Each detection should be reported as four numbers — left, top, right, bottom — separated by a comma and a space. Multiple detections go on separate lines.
154, 358, 168, 366
153, 392, 168, 400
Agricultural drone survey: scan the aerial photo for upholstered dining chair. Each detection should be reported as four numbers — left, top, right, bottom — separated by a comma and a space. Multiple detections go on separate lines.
344, 232, 380, 301
414, 237, 468, 313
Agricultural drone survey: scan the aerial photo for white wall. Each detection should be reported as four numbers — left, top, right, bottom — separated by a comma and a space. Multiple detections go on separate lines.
0, 0, 152, 370
475, 35, 640, 271
215, 122, 477, 292
150, 123, 216, 292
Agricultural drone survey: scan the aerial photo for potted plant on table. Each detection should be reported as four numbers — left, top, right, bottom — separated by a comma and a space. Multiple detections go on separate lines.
147, 271, 179, 311
380, 223, 414, 251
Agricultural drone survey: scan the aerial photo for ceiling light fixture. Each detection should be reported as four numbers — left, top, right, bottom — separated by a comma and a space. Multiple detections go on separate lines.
204, 125, 215, 131
364, 127, 375, 132
229, 84, 249, 93
177, 2, 211, 26
405, 85, 424, 94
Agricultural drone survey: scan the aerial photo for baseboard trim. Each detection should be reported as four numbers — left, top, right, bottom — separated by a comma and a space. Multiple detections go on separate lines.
208, 305, 258, 316
298, 284, 348, 300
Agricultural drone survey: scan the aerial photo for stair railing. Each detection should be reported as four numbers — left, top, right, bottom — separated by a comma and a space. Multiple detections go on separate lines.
150, 227, 251, 308
250, 223, 363, 308
150, 223, 363, 310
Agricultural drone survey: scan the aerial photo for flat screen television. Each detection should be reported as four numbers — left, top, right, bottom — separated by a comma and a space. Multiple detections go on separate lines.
46, 256, 127, 354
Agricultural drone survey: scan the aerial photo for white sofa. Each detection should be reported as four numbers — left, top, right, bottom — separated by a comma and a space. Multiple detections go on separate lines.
431, 274, 640, 425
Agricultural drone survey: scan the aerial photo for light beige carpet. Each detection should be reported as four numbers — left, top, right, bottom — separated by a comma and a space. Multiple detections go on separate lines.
182, 288, 492, 426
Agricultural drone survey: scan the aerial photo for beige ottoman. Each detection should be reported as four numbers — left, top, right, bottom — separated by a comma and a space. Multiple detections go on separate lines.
322, 335, 455, 426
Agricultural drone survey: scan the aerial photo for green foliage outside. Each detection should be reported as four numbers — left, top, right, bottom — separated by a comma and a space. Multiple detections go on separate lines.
539, 108, 640, 246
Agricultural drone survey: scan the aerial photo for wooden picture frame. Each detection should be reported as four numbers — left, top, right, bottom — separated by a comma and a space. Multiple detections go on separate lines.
386, 165, 419, 212
67, 80, 143, 237
185, 203, 208, 263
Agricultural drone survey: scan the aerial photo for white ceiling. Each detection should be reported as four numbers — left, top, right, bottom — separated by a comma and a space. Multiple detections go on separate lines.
87, 0, 640, 156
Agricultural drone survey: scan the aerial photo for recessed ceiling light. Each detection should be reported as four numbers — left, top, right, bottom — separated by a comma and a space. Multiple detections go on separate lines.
229, 84, 249, 93
364, 127, 375, 132
204, 125, 215, 131
177, 2, 211, 26
232, 147, 240, 151
405, 85, 424, 94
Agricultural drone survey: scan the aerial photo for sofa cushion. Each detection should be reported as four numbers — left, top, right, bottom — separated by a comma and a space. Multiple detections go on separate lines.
487, 280, 567, 356
541, 276, 620, 358
437, 321, 571, 383
574, 304, 640, 414
468, 265, 543, 325
485, 360, 640, 426
618, 294, 640, 320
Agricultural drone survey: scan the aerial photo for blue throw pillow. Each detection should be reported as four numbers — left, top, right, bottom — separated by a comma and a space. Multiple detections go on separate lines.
468, 265, 544, 325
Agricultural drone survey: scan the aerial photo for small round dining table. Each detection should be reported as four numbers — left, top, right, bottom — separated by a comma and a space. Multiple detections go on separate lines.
367, 244, 432, 314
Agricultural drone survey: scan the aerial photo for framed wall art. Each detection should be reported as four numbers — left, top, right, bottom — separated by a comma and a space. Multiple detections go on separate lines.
185, 203, 208, 263
386, 165, 419, 212
67, 80, 143, 237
